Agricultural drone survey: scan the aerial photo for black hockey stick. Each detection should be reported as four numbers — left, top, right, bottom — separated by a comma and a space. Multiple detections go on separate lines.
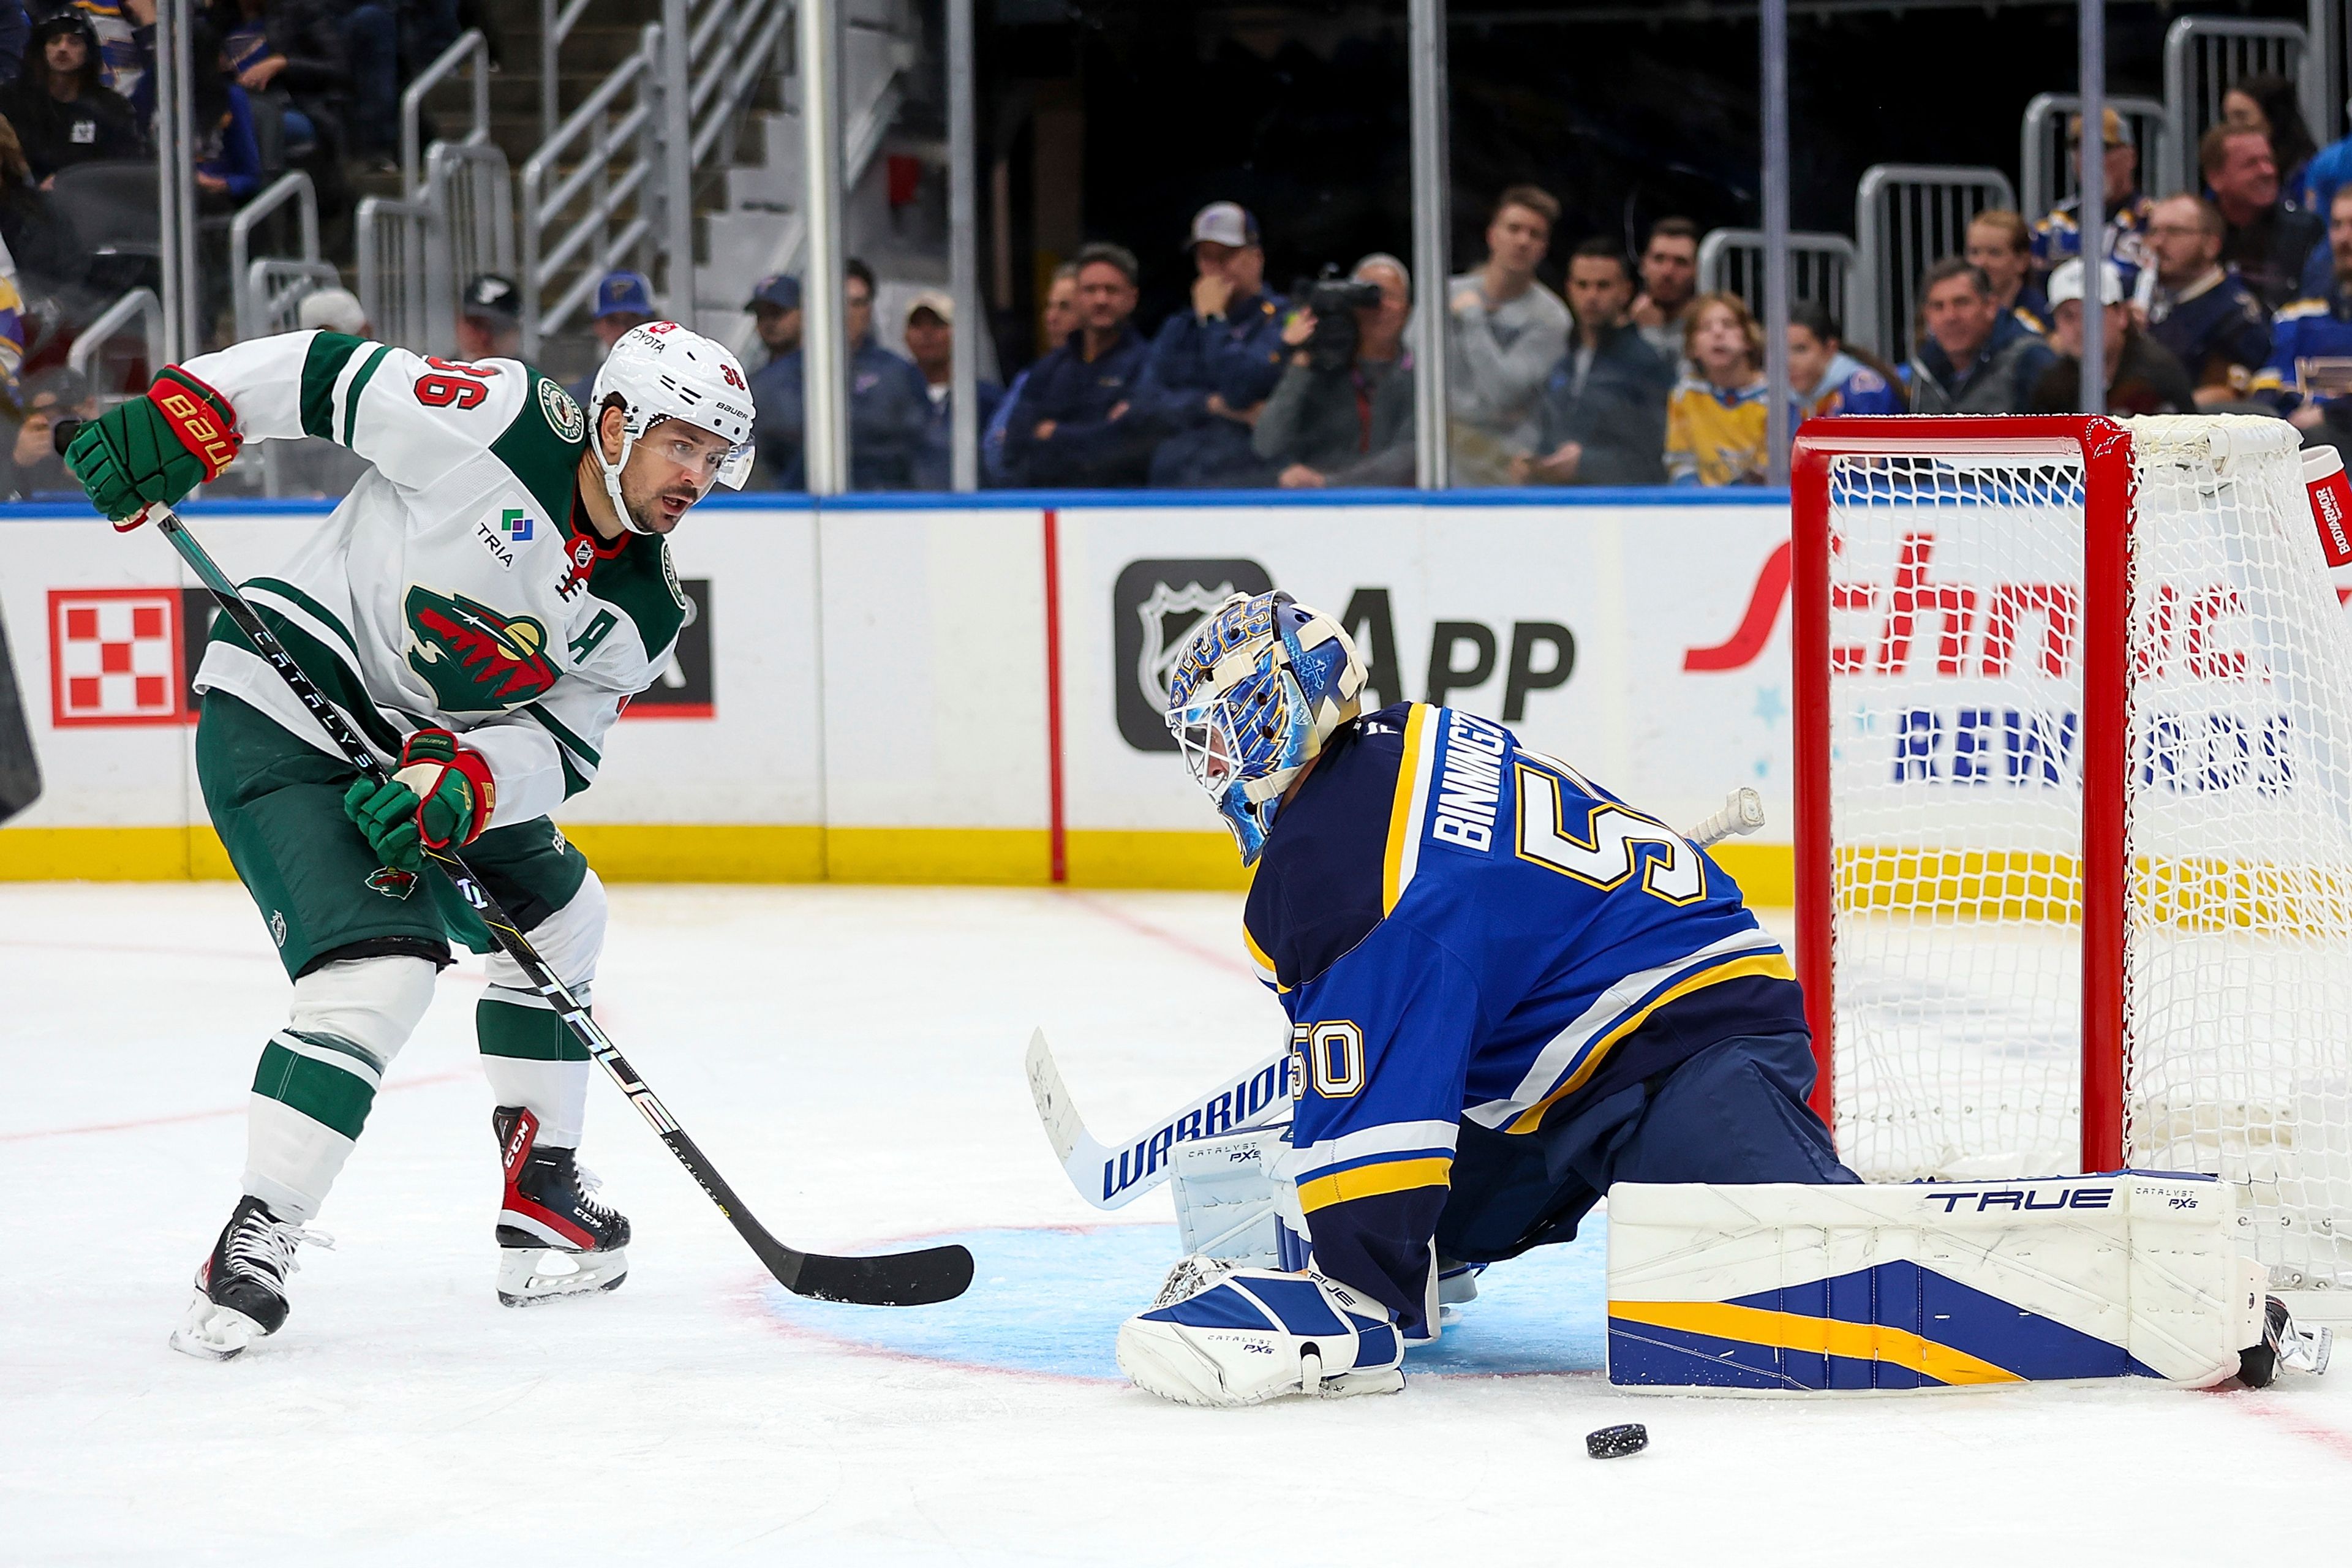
143, 499, 973, 1307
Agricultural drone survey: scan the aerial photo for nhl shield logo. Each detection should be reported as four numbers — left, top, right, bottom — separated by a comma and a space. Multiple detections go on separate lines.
1136, 581, 1234, 718
1110, 558, 1273, 751
367, 865, 419, 900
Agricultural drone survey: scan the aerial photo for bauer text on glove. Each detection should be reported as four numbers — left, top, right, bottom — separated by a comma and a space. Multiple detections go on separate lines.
64, 367, 242, 525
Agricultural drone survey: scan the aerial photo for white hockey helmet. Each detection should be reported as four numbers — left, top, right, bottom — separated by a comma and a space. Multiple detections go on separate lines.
586, 321, 757, 533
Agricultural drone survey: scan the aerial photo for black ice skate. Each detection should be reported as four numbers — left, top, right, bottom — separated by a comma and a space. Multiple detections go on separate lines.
168, 1195, 334, 1361
494, 1105, 630, 1306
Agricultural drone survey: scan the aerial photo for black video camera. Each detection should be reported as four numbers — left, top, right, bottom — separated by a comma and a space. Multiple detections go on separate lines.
1289, 269, 1385, 374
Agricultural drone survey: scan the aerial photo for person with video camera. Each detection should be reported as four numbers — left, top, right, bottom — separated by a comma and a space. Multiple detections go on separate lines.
1251, 254, 1415, 488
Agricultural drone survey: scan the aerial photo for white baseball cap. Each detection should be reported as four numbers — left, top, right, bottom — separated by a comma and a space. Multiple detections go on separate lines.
1185, 201, 1259, 251
2048, 257, 2125, 308
298, 287, 368, 336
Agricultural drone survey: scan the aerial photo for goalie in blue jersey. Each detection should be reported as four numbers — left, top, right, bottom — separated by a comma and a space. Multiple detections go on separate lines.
1116, 591, 1858, 1406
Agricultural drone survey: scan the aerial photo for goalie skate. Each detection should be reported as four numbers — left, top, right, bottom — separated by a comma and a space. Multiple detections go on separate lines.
493, 1106, 630, 1307
168, 1196, 332, 1362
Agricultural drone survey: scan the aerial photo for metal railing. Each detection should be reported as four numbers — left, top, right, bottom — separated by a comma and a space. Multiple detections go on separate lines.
2021, 93, 2174, 216
1852, 164, 2016, 362
522, 23, 665, 355
657, 0, 793, 318
356, 189, 435, 356
1697, 228, 1857, 328
432, 141, 517, 304
68, 287, 165, 390
228, 171, 322, 340
401, 29, 494, 198
541, 0, 598, 145
676, 0, 793, 171
2160, 18, 2310, 198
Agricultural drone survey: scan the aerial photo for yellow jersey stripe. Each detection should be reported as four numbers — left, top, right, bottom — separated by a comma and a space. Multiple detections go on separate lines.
1608, 1299, 2024, 1386
1240, 922, 1284, 991
1382, 704, 1433, 914
1297, 1155, 1453, 1213
1504, 951, 1798, 1134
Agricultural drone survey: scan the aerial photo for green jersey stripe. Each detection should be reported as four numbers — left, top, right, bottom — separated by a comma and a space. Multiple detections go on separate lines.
342, 344, 393, 447
477, 995, 591, 1061
300, 333, 367, 440
519, 701, 601, 767
208, 607, 407, 757
252, 1039, 377, 1140
284, 1028, 388, 1077
247, 578, 361, 665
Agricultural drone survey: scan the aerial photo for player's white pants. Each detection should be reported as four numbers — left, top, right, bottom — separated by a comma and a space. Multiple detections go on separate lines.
475, 870, 606, 1149
244, 955, 439, 1223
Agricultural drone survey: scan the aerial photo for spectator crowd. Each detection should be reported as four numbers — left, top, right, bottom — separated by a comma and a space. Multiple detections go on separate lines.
3, 12, 2349, 500
0, 0, 501, 496
725, 67, 2352, 494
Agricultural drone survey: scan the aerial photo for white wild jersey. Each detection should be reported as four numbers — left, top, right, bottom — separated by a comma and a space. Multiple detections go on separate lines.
186, 330, 689, 827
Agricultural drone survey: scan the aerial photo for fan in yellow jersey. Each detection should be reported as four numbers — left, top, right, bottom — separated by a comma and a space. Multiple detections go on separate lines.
63, 322, 755, 1359
1664, 292, 1773, 486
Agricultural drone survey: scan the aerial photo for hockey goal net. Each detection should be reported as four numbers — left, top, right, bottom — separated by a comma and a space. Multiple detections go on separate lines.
1793, 414, 2352, 1289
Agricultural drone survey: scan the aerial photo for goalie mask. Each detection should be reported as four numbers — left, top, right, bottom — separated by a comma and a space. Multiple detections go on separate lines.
587, 322, 756, 533
1165, 591, 1366, 865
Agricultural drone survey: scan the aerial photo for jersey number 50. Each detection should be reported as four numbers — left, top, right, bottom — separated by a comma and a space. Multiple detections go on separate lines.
1290, 1021, 1365, 1099
1513, 761, 1706, 906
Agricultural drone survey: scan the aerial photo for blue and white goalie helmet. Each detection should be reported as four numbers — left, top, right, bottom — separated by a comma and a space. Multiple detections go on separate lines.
1165, 591, 1366, 865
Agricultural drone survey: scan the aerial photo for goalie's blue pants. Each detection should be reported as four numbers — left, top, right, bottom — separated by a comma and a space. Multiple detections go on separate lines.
1435, 1028, 1858, 1266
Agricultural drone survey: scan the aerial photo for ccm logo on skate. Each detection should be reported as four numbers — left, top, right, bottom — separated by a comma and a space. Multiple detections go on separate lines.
1921, 1186, 2114, 1213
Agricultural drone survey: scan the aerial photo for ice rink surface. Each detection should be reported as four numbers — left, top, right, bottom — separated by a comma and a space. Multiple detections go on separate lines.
8, 882, 2352, 1566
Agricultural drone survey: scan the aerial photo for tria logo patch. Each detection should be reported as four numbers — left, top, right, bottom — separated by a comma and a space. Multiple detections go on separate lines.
502, 508, 533, 541
404, 586, 559, 712
367, 865, 419, 899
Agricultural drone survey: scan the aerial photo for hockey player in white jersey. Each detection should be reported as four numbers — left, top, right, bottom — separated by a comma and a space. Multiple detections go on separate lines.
64, 323, 756, 1359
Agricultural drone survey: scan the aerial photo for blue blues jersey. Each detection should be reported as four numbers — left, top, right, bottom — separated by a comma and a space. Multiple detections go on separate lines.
1245, 703, 1801, 1336
2253, 286, 2352, 411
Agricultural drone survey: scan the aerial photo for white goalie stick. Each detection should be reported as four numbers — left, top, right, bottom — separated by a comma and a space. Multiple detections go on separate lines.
1027, 788, 1768, 1209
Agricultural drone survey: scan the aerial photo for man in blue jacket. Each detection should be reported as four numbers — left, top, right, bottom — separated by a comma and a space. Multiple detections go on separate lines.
1133, 202, 1288, 488
1006, 243, 1155, 488
750, 257, 932, 490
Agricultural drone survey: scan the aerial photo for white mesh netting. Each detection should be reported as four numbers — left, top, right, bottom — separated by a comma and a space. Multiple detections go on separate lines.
1822, 415, 2352, 1287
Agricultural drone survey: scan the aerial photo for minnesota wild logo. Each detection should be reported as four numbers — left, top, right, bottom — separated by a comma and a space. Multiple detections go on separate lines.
367, 865, 418, 899
404, 585, 559, 712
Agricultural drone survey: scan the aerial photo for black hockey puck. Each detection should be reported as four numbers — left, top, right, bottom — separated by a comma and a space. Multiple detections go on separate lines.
1586, 1422, 1648, 1459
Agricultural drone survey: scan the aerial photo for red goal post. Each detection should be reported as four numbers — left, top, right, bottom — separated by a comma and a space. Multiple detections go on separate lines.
1794, 415, 2139, 1177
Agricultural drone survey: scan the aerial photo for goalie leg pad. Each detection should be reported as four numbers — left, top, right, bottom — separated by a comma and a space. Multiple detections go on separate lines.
1118, 1268, 1406, 1408
1167, 1124, 1306, 1270
1605, 1174, 2269, 1394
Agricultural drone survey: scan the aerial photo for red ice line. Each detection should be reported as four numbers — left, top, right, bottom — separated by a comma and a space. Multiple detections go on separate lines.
0, 1068, 478, 1144
1059, 889, 1253, 982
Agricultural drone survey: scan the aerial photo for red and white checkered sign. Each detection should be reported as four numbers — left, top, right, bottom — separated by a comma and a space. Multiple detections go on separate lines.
49, 587, 184, 726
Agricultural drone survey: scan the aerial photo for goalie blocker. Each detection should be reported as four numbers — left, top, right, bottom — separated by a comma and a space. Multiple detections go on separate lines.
1607, 1174, 2331, 1393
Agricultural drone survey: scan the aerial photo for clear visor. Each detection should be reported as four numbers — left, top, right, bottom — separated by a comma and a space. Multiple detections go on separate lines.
1167, 693, 1240, 796
642, 418, 756, 491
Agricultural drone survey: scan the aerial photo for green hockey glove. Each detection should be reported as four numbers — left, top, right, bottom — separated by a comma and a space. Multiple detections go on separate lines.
65, 366, 243, 526
342, 729, 497, 872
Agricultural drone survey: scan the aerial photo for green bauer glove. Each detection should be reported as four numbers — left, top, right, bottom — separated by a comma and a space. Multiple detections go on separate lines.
64, 366, 243, 526
342, 729, 497, 873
